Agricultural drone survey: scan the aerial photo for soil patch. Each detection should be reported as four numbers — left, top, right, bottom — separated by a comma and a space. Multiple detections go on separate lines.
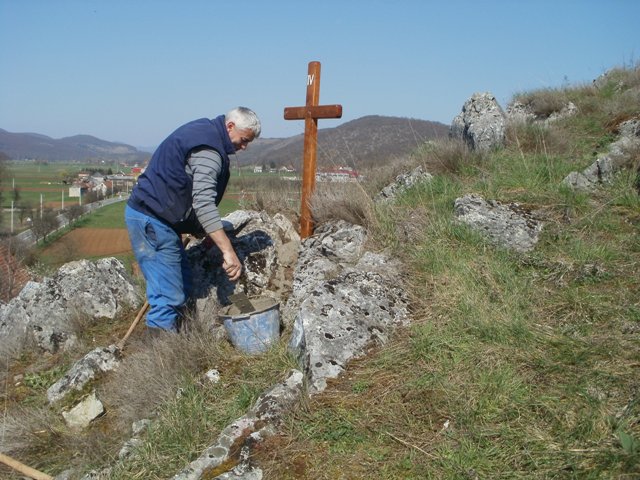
43, 228, 131, 258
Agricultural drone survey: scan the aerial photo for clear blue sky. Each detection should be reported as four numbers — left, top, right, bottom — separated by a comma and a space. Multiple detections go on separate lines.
1, 0, 638, 148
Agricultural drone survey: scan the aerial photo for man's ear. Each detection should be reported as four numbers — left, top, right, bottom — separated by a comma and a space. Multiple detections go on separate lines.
226, 121, 235, 133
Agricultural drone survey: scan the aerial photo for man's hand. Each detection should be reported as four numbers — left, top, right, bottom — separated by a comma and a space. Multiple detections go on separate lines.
208, 228, 242, 281
222, 249, 242, 281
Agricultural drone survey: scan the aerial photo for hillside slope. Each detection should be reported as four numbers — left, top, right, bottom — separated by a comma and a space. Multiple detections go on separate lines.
237, 115, 449, 170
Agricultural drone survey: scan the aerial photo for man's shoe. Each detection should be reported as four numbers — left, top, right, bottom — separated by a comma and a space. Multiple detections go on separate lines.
145, 326, 176, 342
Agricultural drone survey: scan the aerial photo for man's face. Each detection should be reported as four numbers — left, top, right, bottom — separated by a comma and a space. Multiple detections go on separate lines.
227, 122, 255, 152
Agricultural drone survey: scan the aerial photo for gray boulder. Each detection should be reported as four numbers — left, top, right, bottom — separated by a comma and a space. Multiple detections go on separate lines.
282, 220, 367, 325
47, 345, 121, 404
450, 92, 506, 151
375, 165, 433, 204
562, 157, 616, 191
505, 101, 536, 124
547, 101, 578, 123
454, 194, 543, 253
286, 221, 410, 393
0, 258, 141, 353
506, 100, 577, 125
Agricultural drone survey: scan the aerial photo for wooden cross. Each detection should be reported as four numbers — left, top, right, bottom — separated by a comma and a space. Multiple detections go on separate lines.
284, 61, 342, 238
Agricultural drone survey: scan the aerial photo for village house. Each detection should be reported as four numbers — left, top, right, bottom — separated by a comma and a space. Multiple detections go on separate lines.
279, 165, 296, 174
316, 166, 360, 182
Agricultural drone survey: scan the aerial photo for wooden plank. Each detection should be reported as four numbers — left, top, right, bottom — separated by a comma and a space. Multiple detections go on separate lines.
284, 104, 343, 120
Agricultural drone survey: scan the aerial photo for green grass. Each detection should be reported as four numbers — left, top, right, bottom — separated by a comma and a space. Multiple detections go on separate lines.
103, 341, 298, 480
76, 201, 127, 228
0, 161, 110, 209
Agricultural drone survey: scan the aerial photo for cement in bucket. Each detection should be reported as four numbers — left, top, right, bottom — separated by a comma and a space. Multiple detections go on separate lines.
219, 296, 280, 355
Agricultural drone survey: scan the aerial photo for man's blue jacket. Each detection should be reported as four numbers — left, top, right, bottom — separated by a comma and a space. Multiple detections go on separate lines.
127, 115, 235, 233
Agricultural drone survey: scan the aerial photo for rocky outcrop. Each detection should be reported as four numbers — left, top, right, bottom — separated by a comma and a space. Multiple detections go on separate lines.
27, 214, 410, 479
450, 92, 506, 151
375, 165, 433, 204
47, 345, 121, 404
286, 221, 410, 393
563, 118, 640, 191
187, 210, 300, 322
506, 101, 578, 124
454, 194, 544, 253
172, 370, 304, 480
40, 210, 299, 407
0, 258, 141, 353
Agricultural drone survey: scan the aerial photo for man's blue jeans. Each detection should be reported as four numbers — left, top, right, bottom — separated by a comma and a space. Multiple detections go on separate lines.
125, 205, 192, 332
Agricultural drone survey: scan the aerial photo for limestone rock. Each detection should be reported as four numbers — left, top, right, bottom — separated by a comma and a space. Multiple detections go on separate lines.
62, 391, 105, 429
0, 258, 141, 353
55, 258, 140, 319
562, 118, 640, 191
547, 101, 578, 123
188, 210, 299, 323
375, 165, 433, 204
454, 194, 543, 253
282, 221, 367, 325
172, 370, 303, 480
286, 220, 409, 393
505, 101, 536, 124
47, 345, 121, 404
450, 92, 506, 151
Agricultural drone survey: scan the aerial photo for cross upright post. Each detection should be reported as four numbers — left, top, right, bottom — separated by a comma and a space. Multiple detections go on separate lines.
284, 61, 342, 238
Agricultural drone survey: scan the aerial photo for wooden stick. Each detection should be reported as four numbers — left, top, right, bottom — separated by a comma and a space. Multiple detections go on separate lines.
384, 431, 436, 458
116, 300, 149, 350
0, 452, 53, 480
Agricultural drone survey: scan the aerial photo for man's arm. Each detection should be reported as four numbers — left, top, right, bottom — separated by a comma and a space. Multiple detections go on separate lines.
187, 149, 242, 281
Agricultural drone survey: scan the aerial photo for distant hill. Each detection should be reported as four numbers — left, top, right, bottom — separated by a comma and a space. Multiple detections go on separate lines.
0, 115, 448, 167
0, 129, 150, 164
236, 115, 450, 170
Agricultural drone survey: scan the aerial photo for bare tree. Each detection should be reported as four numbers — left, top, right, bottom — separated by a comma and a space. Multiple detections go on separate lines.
0, 236, 34, 301
66, 204, 85, 224
18, 200, 34, 226
31, 208, 59, 243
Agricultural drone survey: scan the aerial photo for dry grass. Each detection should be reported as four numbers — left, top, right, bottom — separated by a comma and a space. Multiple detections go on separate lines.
504, 121, 572, 157
98, 314, 225, 431
513, 88, 570, 118
415, 137, 485, 174
1, 305, 297, 478
310, 182, 377, 230
234, 175, 301, 220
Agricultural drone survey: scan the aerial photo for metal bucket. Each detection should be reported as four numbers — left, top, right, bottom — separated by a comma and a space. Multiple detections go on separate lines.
219, 296, 280, 355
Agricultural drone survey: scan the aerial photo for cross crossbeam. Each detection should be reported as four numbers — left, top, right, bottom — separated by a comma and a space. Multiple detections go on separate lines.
284, 61, 342, 238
